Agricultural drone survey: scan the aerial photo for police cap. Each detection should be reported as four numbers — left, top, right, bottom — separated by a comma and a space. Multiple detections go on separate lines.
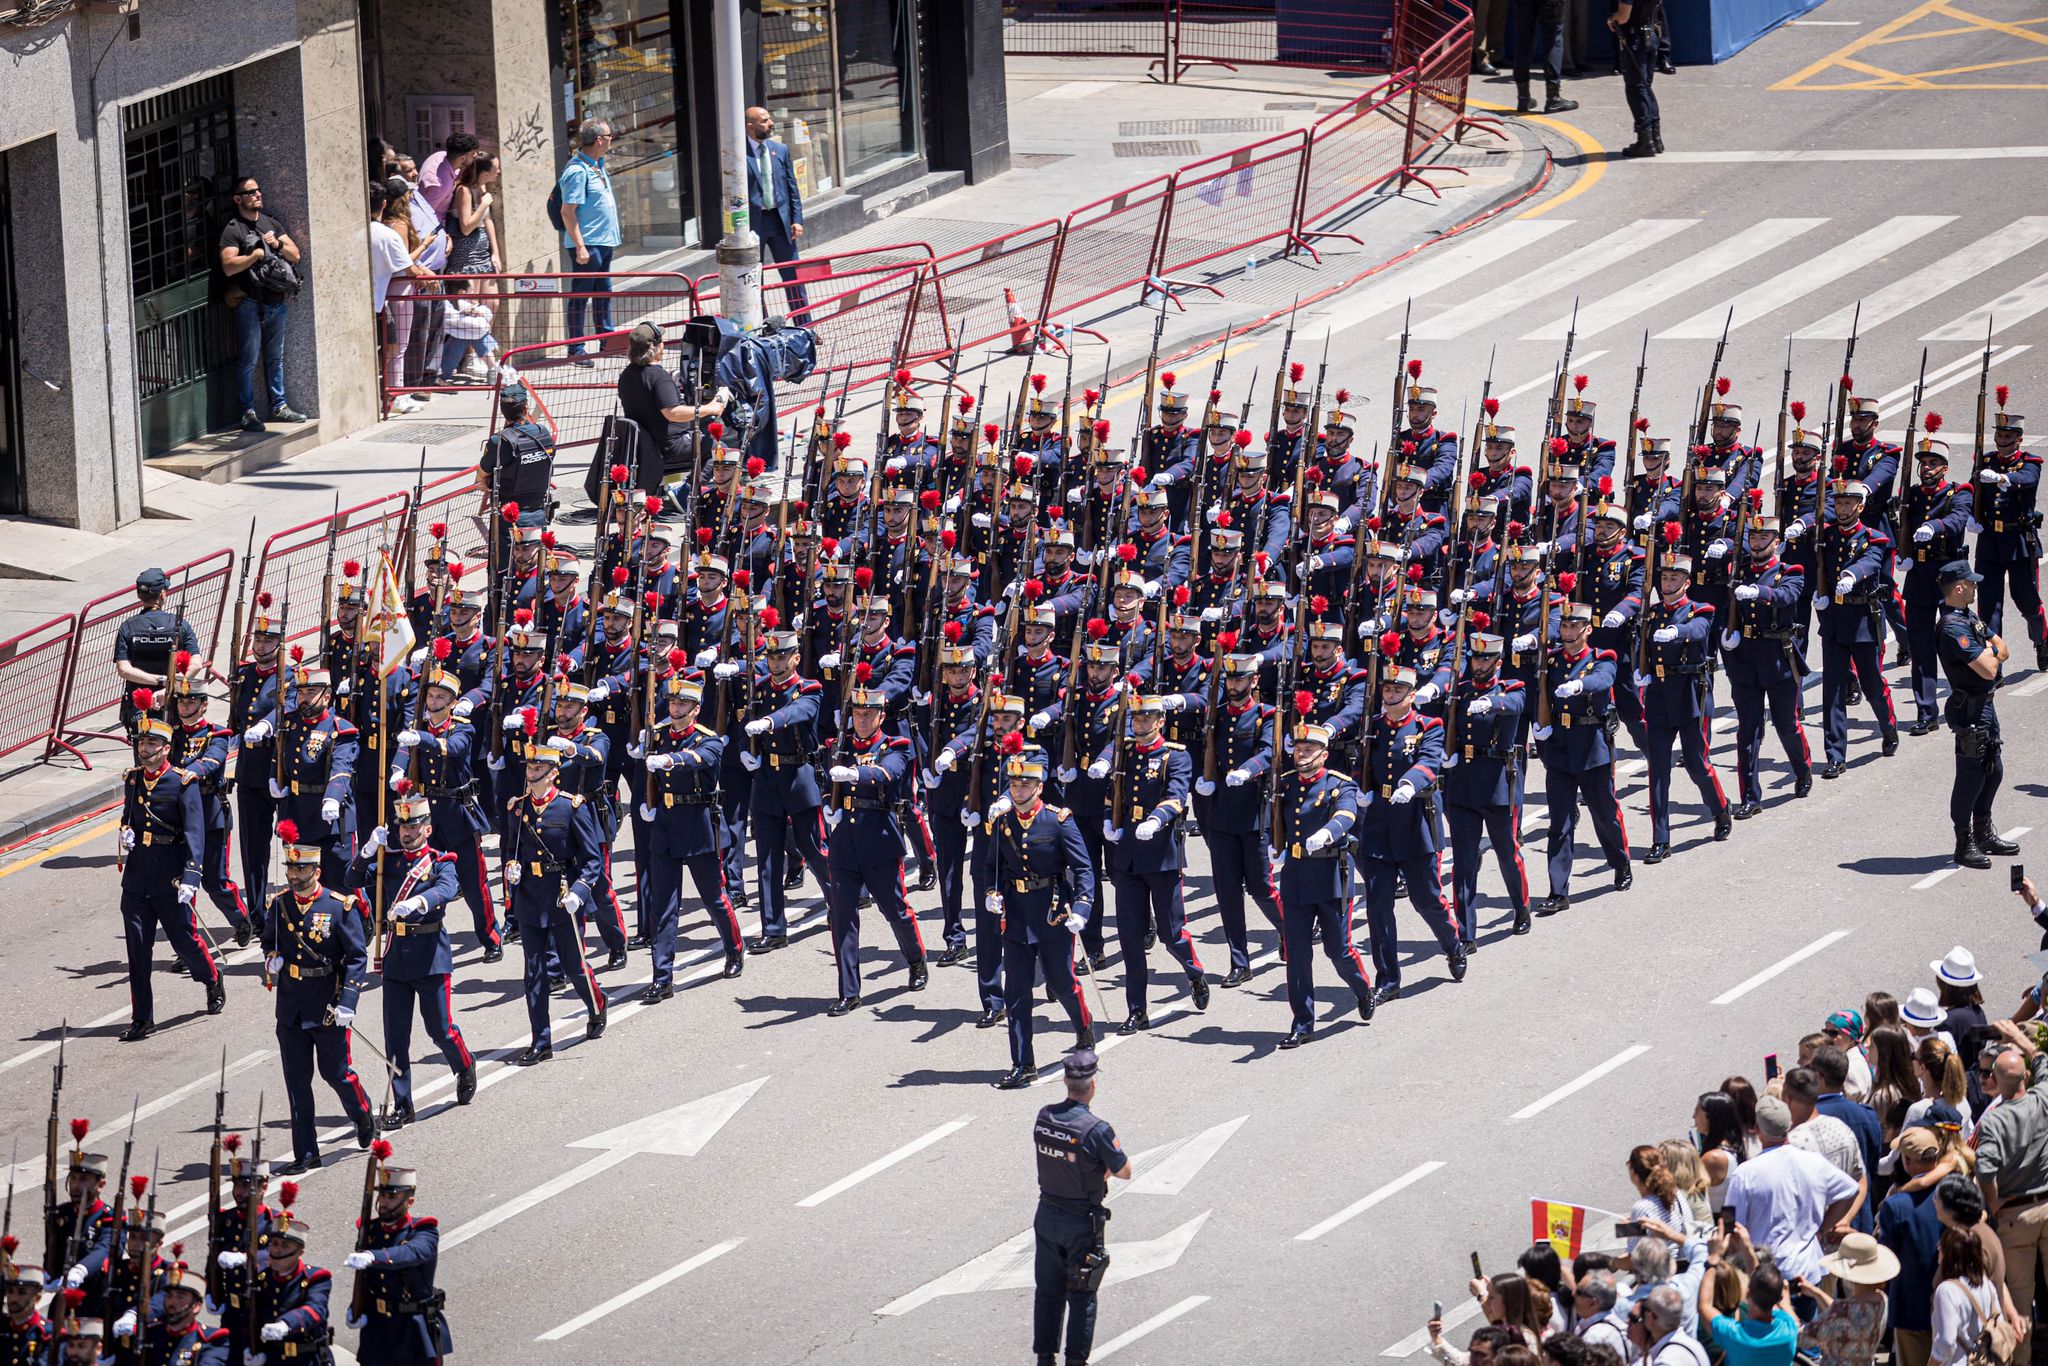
1064, 1049, 1099, 1082
1938, 560, 1983, 587
136, 567, 172, 594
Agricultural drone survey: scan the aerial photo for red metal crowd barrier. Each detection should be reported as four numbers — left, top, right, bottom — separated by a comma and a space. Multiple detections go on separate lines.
1172, 0, 1401, 78
908, 219, 1067, 361
0, 616, 78, 763
247, 494, 412, 650
1043, 176, 1176, 326
1154, 130, 1317, 282
46, 550, 234, 759
1000, 0, 1174, 71
1295, 78, 1411, 228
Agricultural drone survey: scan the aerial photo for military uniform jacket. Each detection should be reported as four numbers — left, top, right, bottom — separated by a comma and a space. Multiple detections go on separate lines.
170, 721, 237, 831
336, 656, 413, 779
1442, 675, 1525, 810
1102, 738, 1190, 874
1536, 646, 1619, 772
1451, 537, 1501, 598
679, 592, 730, 659
1184, 568, 1247, 625
1724, 558, 1805, 689
1135, 526, 1192, 590
0, 1312, 49, 1363
1701, 441, 1760, 502
883, 430, 944, 481
1639, 597, 1716, 724
1219, 487, 1292, 562
1384, 505, 1449, 576
1682, 502, 1737, 603
251, 1261, 333, 1362
344, 844, 461, 980
48, 1196, 116, 1271
123, 761, 206, 890
80, 1248, 168, 1327
1588, 541, 1647, 649
358, 1212, 450, 1359
549, 724, 613, 825
1140, 423, 1198, 487
230, 662, 283, 771
1297, 530, 1356, 601
1010, 649, 1069, 735
1305, 660, 1370, 753
398, 715, 486, 838
1937, 607, 2000, 705
264, 885, 366, 1027
1356, 709, 1446, 858
500, 789, 603, 933
208, 1202, 272, 1318
1839, 437, 1902, 539
1059, 687, 1127, 815
146, 1319, 231, 1365
643, 720, 725, 860
1567, 434, 1618, 485
923, 688, 985, 808
569, 630, 640, 736
744, 671, 828, 814
1815, 521, 1889, 645
1273, 767, 1359, 903
1476, 460, 1536, 529
1154, 652, 1209, 749
1394, 628, 1454, 708
275, 709, 360, 841
827, 729, 912, 863
852, 631, 918, 720
1099, 614, 1157, 683
534, 592, 589, 656
1629, 470, 1682, 526
1900, 480, 1975, 603
439, 631, 494, 696
936, 596, 999, 664
982, 800, 1096, 943
819, 490, 870, 543
1197, 700, 1275, 834
1975, 451, 2042, 564
1403, 426, 1461, 509
1473, 584, 1559, 686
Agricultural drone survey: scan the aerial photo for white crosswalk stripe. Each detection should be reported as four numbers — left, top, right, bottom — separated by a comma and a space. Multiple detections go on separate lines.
1524, 218, 1828, 340
1797, 216, 2048, 339
1922, 266, 2048, 342
1408, 221, 1696, 341
1657, 216, 1955, 340
1321, 220, 1574, 336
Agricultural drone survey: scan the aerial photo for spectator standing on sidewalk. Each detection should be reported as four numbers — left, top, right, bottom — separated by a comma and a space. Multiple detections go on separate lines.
446, 154, 501, 276
396, 153, 450, 393
217, 174, 306, 434
372, 177, 433, 416
558, 121, 619, 362
418, 131, 479, 219
1973, 1020, 2048, 1322
1511, 0, 1578, 115
1723, 1096, 1861, 1287
745, 106, 808, 316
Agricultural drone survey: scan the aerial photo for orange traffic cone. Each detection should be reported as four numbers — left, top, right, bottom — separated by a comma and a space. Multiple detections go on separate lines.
1003, 287, 1033, 355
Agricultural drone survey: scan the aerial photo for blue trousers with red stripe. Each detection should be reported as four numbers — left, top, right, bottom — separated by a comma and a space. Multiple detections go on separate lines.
825, 858, 924, 1000
1110, 868, 1203, 1016
277, 1020, 371, 1163
1979, 555, 2047, 647
1203, 828, 1282, 972
645, 852, 743, 990
1281, 895, 1371, 1029
1003, 930, 1090, 1071
1359, 850, 1458, 988
380, 972, 472, 1111
120, 875, 221, 1025
1445, 800, 1528, 939
200, 827, 251, 932
1731, 677, 1811, 803
1645, 716, 1729, 845
1543, 763, 1630, 896
443, 833, 500, 948
1821, 638, 1898, 763
755, 805, 830, 938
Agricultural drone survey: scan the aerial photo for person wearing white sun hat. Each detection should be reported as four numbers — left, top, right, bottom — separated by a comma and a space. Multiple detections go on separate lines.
1931, 947, 1993, 1071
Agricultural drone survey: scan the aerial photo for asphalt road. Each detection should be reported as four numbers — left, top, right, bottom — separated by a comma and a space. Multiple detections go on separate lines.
5, 0, 2048, 1359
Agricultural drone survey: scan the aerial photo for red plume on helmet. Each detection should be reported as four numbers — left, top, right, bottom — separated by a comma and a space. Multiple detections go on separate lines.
1468, 470, 1486, 489
958, 394, 976, 413
1334, 387, 1351, 405
1789, 401, 1807, 422
1086, 618, 1109, 639
745, 456, 765, 477
1254, 551, 1270, 571
393, 777, 413, 796
290, 644, 305, 663
1832, 455, 1849, 475
1217, 510, 1233, 528
644, 495, 662, 515
609, 463, 630, 484
342, 558, 362, 578
1380, 629, 1404, 655
428, 522, 447, 541
1715, 377, 1733, 397
1574, 374, 1589, 393
1840, 373, 1854, 391
1997, 384, 2010, 408
1406, 564, 1424, 583
1172, 584, 1191, 606
1471, 611, 1492, 630
1598, 475, 1613, 495
1634, 416, 1651, 431
278, 1181, 299, 1210
171, 652, 192, 676
1289, 362, 1305, 384
855, 662, 873, 683
832, 431, 853, 450
1211, 388, 1225, 404
854, 566, 874, 588
1557, 571, 1578, 593
943, 620, 963, 642
1094, 419, 1111, 439
222, 1134, 241, 1155
919, 489, 942, 510
1483, 397, 1500, 417
371, 1139, 394, 1162
1047, 505, 1066, 521
983, 422, 1000, 443
449, 562, 465, 580
894, 368, 913, 388
1365, 515, 1382, 532
1031, 373, 1047, 394
1128, 466, 1150, 486
1304, 466, 1324, 485
276, 820, 300, 844
1407, 359, 1424, 379
131, 687, 155, 712
1217, 629, 1240, 652
257, 591, 273, 608
501, 501, 520, 523
732, 570, 751, 589
1027, 579, 1046, 600
512, 608, 534, 627
1160, 371, 1177, 389
666, 647, 688, 671
644, 590, 662, 613
70, 1118, 91, 1144
540, 530, 558, 550
1925, 412, 1944, 434
1311, 594, 1330, 614
1014, 455, 1034, 478
940, 529, 958, 549
759, 607, 781, 629
1661, 520, 1682, 545
1294, 688, 1316, 713
696, 527, 715, 547
1748, 487, 1765, 507
1001, 731, 1025, 755
820, 536, 840, 556
1401, 440, 1418, 457
611, 566, 630, 587
433, 637, 452, 661
1549, 437, 1569, 458
1505, 520, 1524, 538
1232, 429, 1254, 449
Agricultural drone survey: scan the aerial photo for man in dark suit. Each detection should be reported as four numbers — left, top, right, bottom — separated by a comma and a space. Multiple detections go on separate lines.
745, 106, 809, 316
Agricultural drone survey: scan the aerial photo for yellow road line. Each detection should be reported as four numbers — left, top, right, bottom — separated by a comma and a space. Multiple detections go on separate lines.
1468, 96, 1607, 220
1899, 55, 2048, 79
0, 819, 118, 880
1773, 0, 1946, 89
1938, 3, 2048, 48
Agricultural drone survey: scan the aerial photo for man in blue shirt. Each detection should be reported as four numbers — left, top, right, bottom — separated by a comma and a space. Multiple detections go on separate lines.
1811, 1044, 1887, 1231
558, 121, 621, 362
1878, 1126, 1945, 1366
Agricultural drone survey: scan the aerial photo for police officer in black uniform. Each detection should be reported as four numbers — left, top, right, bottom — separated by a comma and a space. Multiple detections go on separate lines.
1935, 560, 2019, 870
478, 382, 557, 555
1031, 1048, 1133, 1366
114, 568, 209, 730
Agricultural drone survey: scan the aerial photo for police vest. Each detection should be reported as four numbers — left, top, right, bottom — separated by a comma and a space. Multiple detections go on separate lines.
1034, 1102, 1108, 1210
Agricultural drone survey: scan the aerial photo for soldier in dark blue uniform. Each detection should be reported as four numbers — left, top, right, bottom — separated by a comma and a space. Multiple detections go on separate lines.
1301, 619, 1369, 769
342, 1164, 450, 1366
1587, 501, 1650, 752
1779, 422, 1831, 667
988, 750, 1098, 1089
390, 657, 501, 960
1398, 374, 1460, 514
1633, 552, 1732, 861
1899, 437, 1975, 735
881, 381, 942, 486
262, 828, 375, 1174
545, 680, 629, 970
117, 700, 227, 1041
735, 628, 834, 951
231, 597, 287, 916
1815, 480, 1900, 777
925, 644, 992, 967
500, 731, 609, 1065
45, 1141, 115, 1285
821, 688, 929, 1014
1, 1257, 53, 1360
958, 697, 1034, 1025
1475, 424, 1536, 532
1272, 720, 1374, 1047
346, 789, 476, 1129
1055, 639, 1130, 969
1562, 381, 1618, 485
1534, 603, 1633, 914
132, 1255, 228, 1365
1838, 394, 1909, 656
636, 675, 745, 1001
1192, 652, 1284, 982
1443, 630, 1530, 942
86, 1208, 170, 1356
267, 664, 360, 890
207, 1135, 271, 1352
1141, 376, 1199, 524
1354, 665, 1466, 1003
1935, 561, 2018, 870
1973, 401, 2046, 672
1721, 515, 1813, 818
1101, 696, 1208, 1032
1029, 1049, 1132, 1366
168, 663, 254, 947
248, 1198, 332, 1364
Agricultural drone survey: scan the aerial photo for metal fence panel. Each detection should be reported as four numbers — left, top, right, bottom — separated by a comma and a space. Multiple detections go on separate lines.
0, 616, 76, 762
1154, 130, 1313, 281
49, 549, 233, 750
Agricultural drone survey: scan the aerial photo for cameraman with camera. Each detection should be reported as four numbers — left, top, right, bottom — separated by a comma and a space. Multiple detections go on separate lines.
1935, 560, 2018, 871
1032, 1048, 1133, 1366
218, 174, 305, 434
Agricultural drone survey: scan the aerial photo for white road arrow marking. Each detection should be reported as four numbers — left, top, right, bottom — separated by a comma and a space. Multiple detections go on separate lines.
1123, 1116, 1248, 1197
876, 1212, 1212, 1316
442, 1077, 768, 1250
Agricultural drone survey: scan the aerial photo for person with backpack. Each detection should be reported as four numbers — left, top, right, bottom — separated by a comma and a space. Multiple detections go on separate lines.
217, 173, 306, 433
1930, 1218, 2016, 1366
554, 121, 620, 364
477, 382, 557, 551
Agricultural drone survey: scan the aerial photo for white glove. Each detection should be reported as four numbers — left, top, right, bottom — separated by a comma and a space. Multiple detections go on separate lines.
392, 896, 428, 920
1087, 758, 1110, 780
394, 728, 422, 748
912, 688, 932, 707
1067, 485, 1085, 503
363, 825, 389, 853
119, 827, 137, 853
1135, 818, 1162, 841
563, 891, 584, 916
1734, 584, 1761, 601
587, 681, 611, 703
247, 1355, 268, 1366
1532, 724, 1553, 740
1413, 682, 1438, 705
1304, 828, 1334, 854
1706, 540, 1730, 560
745, 718, 773, 736
960, 808, 980, 828
714, 661, 743, 680
1160, 693, 1188, 711
970, 512, 991, 529
1195, 777, 1216, 795
262, 1321, 289, 1343
243, 718, 273, 743
263, 955, 283, 976
268, 778, 287, 799
501, 712, 526, 732
1448, 588, 1473, 605
639, 803, 656, 821
646, 753, 676, 773
1653, 627, 1678, 644
64, 1264, 86, 1288
1141, 580, 1161, 600
934, 748, 957, 773
1633, 513, 1651, 532
1529, 540, 1552, 558
1200, 606, 1224, 622
689, 647, 716, 668
817, 651, 841, 671
1467, 695, 1493, 715
335, 679, 351, 698
345, 1250, 376, 1271
113, 1311, 137, 1338
1029, 710, 1054, 730
1103, 821, 1123, 842
989, 796, 1014, 820
1783, 518, 1808, 540
1206, 504, 1225, 525
1057, 767, 1078, 785
1443, 752, 1460, 769
1601, 610, 1625, 629
739, 750, 762, 771
1334, 516, 1353, 535
346, 1309, 367, 1330
316, 798, 340, 825
828, 764, 858, 783
886, 456, 909, 476
1391, 782, 1416, 805
1835, 573, 1856, 596
1154, 469, 1174, 487
1513, 633, 1537, 652
1633, 670, 1652, 689
1913, 523, 1935, 543
626, 738, 646, 760
1304, 555, 1326, 574
408, 647, 428, 668
332, 1006, 355, 1026
1720, 630, 1741, 651
1064, 913, 1086, 934
218, 1250, 247, 1271
1555, 678, 1583, 699
1226, 767, 1251, 787
487, 754, 506, 771
1003, 580, 1025, 600
1983, 469, 2011, 488
1815, 596, 1831, 611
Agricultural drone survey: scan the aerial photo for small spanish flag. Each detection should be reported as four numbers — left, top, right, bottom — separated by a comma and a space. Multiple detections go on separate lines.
1531, 1198, 1587, 1262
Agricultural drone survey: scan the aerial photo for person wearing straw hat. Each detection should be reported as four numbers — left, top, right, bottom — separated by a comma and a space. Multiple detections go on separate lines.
266, 827, 377, 1173
118, 696, 227, 1043
1803, 1232, 1899, 1366
1930, 948, 1991, 1064
344, 1164, 452, 1365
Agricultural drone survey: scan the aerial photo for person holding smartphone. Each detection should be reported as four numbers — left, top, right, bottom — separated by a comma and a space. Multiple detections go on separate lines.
1698, 1229, 1798, 1366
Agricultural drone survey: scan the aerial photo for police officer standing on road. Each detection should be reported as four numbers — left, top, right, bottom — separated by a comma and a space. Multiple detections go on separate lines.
1935, 560, 2019, 870
114, 568, 212, 729
1031, 1048, 1132, 1366
1610, 0, 1666, 158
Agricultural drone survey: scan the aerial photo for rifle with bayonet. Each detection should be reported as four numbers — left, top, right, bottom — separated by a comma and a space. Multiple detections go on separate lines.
1969, 316, 1994, 480
1693, 307, 1735, 449
1267, 295, 1300, 460
42, 1024, 67, 1270
1773, 335, 1793, 523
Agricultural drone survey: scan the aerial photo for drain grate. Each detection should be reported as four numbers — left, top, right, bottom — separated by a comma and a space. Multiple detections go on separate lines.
364, 422, 484, 445
1113, 139, 1202, 158
1118, 117, 1282, 136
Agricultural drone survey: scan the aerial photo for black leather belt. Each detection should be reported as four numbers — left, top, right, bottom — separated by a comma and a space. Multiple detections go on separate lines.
284, 962, 334, 979
389, 918, 445, 936
1010, 875, 1053, 893
841, 797, 889, 811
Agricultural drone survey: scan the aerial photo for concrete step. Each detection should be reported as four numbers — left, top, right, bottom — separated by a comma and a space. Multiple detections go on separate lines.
859, 170, 966, 224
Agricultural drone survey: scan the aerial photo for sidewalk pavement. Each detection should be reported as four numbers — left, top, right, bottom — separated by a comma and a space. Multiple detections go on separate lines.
0, 59, 1551, 847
